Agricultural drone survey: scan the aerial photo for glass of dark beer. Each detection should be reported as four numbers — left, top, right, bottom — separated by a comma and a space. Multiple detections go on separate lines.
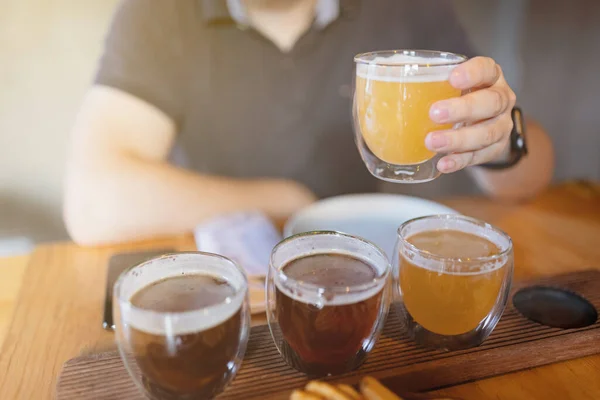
114, 252, 250, 400
267, 231, 391, 376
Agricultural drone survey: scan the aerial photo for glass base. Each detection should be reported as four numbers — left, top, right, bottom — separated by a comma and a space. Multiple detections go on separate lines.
395, 303, 496, 351
141, 375, 230, 400
277, 339, 368, 377
356, 138, 442, 183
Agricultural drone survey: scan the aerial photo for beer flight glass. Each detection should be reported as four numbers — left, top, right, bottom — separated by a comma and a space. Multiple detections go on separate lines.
353, 50, 467, 183
114, 252, 250, 400
394, 215, 514, 350
266, 231, 391, 375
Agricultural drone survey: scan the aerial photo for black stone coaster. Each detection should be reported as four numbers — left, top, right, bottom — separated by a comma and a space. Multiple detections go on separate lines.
513, 286, 598, 329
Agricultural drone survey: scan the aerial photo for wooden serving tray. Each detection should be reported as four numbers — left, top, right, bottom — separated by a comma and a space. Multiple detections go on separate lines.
57, 270, 600, 399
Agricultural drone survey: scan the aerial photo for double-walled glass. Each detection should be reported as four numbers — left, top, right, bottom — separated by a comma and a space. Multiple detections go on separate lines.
394, 215, 513, 350
353, 50, 467, 183
114, 252, 250, 400
267, 231, 391, 376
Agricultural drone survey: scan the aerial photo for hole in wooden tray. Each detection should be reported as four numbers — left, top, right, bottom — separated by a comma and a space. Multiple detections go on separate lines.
513, 286, 597, 329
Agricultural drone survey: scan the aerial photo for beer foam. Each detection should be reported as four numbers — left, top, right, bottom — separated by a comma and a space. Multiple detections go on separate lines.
356, 53, 461, 83
366, 53, 456, 65
273, 251, 388, 306
399, 217, 512, 276
271, 233, 390, 307
116, 253, 247, 336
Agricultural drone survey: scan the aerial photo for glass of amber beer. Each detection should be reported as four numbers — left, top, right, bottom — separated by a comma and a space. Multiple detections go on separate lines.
267, 231, 391, 376
353, 50, 467, 183
114, 252, 251, 400
395, 215, 513, 350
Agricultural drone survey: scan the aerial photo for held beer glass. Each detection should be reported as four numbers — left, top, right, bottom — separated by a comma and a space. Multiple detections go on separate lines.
267, 231, 391, 376
114, 252, 250, 400
394, 215, 513, 350
353, 50, 467, 183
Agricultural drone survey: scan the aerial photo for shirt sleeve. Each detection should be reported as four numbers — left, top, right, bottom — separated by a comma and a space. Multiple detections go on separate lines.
94, 0, 191, 126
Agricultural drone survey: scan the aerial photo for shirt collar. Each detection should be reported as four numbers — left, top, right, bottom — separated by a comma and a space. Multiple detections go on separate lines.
201, 0, 341, 29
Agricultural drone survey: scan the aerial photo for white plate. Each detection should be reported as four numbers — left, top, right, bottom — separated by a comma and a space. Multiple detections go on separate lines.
284, 193, 458, 258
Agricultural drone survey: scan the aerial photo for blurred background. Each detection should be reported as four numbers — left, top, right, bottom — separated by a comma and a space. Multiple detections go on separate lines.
1, 0, 599, 254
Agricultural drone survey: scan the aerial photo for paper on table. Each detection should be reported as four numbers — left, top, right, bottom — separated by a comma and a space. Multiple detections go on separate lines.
194, 212, 282, 278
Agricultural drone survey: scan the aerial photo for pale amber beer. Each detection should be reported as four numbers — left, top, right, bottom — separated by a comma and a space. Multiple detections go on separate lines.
353, 50, 466, 183
355, 76, 460, 165
400, 230, 506, 336
395, 215, 513, 350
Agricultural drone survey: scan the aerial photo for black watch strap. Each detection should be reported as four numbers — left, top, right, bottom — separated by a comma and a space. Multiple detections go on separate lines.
480, 107, 528, 170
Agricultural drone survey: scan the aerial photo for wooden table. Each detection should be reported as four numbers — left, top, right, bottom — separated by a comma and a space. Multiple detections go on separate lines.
0, 254, 29, 349
0, 182, 599, 400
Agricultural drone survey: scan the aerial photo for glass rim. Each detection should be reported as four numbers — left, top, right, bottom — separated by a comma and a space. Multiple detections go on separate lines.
114, 251, 248, 320
271, 230, 390, 293
354, 49, 468, 67
397, 214, 513, 263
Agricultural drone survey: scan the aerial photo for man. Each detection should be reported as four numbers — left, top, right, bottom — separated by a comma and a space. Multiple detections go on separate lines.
64, 0, 554, 246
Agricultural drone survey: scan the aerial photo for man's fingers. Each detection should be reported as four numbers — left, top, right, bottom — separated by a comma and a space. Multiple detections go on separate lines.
426, 114, 513, 153
449, 56, 501, 90
430, 85, 516, 124
437, 141, 508, 173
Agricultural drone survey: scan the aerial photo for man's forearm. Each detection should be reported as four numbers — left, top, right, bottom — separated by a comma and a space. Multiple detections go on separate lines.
469, 119, 555, 201
64, 156, 315, 246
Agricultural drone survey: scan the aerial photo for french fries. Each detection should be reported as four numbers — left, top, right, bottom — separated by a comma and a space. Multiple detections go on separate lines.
305, 381, 354, 400
337, 384, 362, 400
289, 377, 402, 400
360, 377, 402, 400
290, 389, 326, 400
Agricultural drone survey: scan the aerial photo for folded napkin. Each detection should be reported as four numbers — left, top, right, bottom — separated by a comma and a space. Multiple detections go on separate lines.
194, 212, 282, 278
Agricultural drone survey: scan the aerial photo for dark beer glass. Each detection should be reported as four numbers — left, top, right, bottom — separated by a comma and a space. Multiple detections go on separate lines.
267, 231, 390, 376
114, 252, 250, 400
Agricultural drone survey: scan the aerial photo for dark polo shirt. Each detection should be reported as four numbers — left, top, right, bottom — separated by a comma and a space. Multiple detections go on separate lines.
96, 0, 479, 199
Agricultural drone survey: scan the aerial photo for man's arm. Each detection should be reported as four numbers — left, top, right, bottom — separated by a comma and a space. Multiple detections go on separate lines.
469, 118, 555, 201
63, 86, 316, 246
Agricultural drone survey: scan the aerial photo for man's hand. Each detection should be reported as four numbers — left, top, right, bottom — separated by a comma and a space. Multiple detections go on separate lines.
425, 57, 517, 173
